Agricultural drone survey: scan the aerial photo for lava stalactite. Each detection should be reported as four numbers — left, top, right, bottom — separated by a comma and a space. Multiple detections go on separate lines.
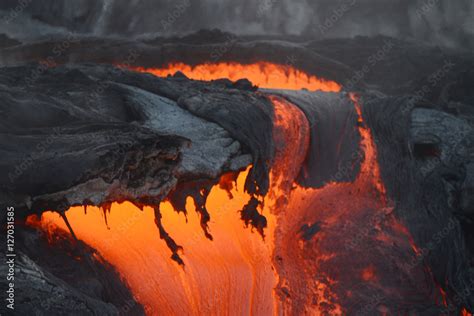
129, 62, 342, 92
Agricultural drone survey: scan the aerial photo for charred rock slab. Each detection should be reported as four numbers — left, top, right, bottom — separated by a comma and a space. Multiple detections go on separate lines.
0, 64, 265, 218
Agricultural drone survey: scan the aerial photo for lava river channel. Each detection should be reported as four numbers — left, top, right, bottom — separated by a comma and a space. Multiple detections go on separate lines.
269, 93, 449, 315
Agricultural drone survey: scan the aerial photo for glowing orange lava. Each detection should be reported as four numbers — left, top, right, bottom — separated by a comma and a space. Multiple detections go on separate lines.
28, 167, 278, 315
349, 93, 386, 196
129, 62, 341, 92
268, 93, 439, 314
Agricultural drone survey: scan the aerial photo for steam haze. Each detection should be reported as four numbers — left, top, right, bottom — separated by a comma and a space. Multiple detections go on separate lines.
1, 0, 473, 48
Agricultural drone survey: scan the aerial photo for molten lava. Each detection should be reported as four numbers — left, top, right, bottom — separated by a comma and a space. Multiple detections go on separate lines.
268, 93, 444, 314
28, 167, 278, 315
129, 62, 341, 92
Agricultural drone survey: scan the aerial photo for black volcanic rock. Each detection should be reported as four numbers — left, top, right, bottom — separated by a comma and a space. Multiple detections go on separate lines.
0, 227, 145, 315
0, 63, 265, 217
362, 94, 474, 311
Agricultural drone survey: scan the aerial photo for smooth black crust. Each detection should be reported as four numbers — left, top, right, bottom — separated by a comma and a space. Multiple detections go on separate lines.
273, 90, 362, 187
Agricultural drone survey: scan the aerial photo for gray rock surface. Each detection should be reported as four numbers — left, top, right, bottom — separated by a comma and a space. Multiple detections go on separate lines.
0, 64, 259, 217
0, 227, 145, 315
362, 94, 474, 312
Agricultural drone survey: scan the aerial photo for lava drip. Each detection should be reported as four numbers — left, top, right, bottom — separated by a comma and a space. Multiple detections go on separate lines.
166, 179, 217, 242
153, 205, 184, 266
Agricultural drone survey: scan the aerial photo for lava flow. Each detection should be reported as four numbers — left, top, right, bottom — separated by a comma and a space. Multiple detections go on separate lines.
269, 93, 448, 314
28, 167, 278, 315
26, 63, 338, 315
129, 61, 341, 92
25, 66, 457, 314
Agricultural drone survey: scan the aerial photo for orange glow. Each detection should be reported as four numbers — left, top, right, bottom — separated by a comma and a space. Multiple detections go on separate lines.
361, 266, 377, 282
129, 62, 341, 92
267, 93, 434, 314
29, 167, 278, 315
268, 95, 344, 315
267, 95, 310, 200
438, 286, 448, 307
349, 93, 386, 197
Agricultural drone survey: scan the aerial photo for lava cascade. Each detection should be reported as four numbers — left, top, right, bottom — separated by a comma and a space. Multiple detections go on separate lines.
26, 62, 339, 315
28, 168, 278, 315
26, 96, 312, 315
129, 62, 341, 92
